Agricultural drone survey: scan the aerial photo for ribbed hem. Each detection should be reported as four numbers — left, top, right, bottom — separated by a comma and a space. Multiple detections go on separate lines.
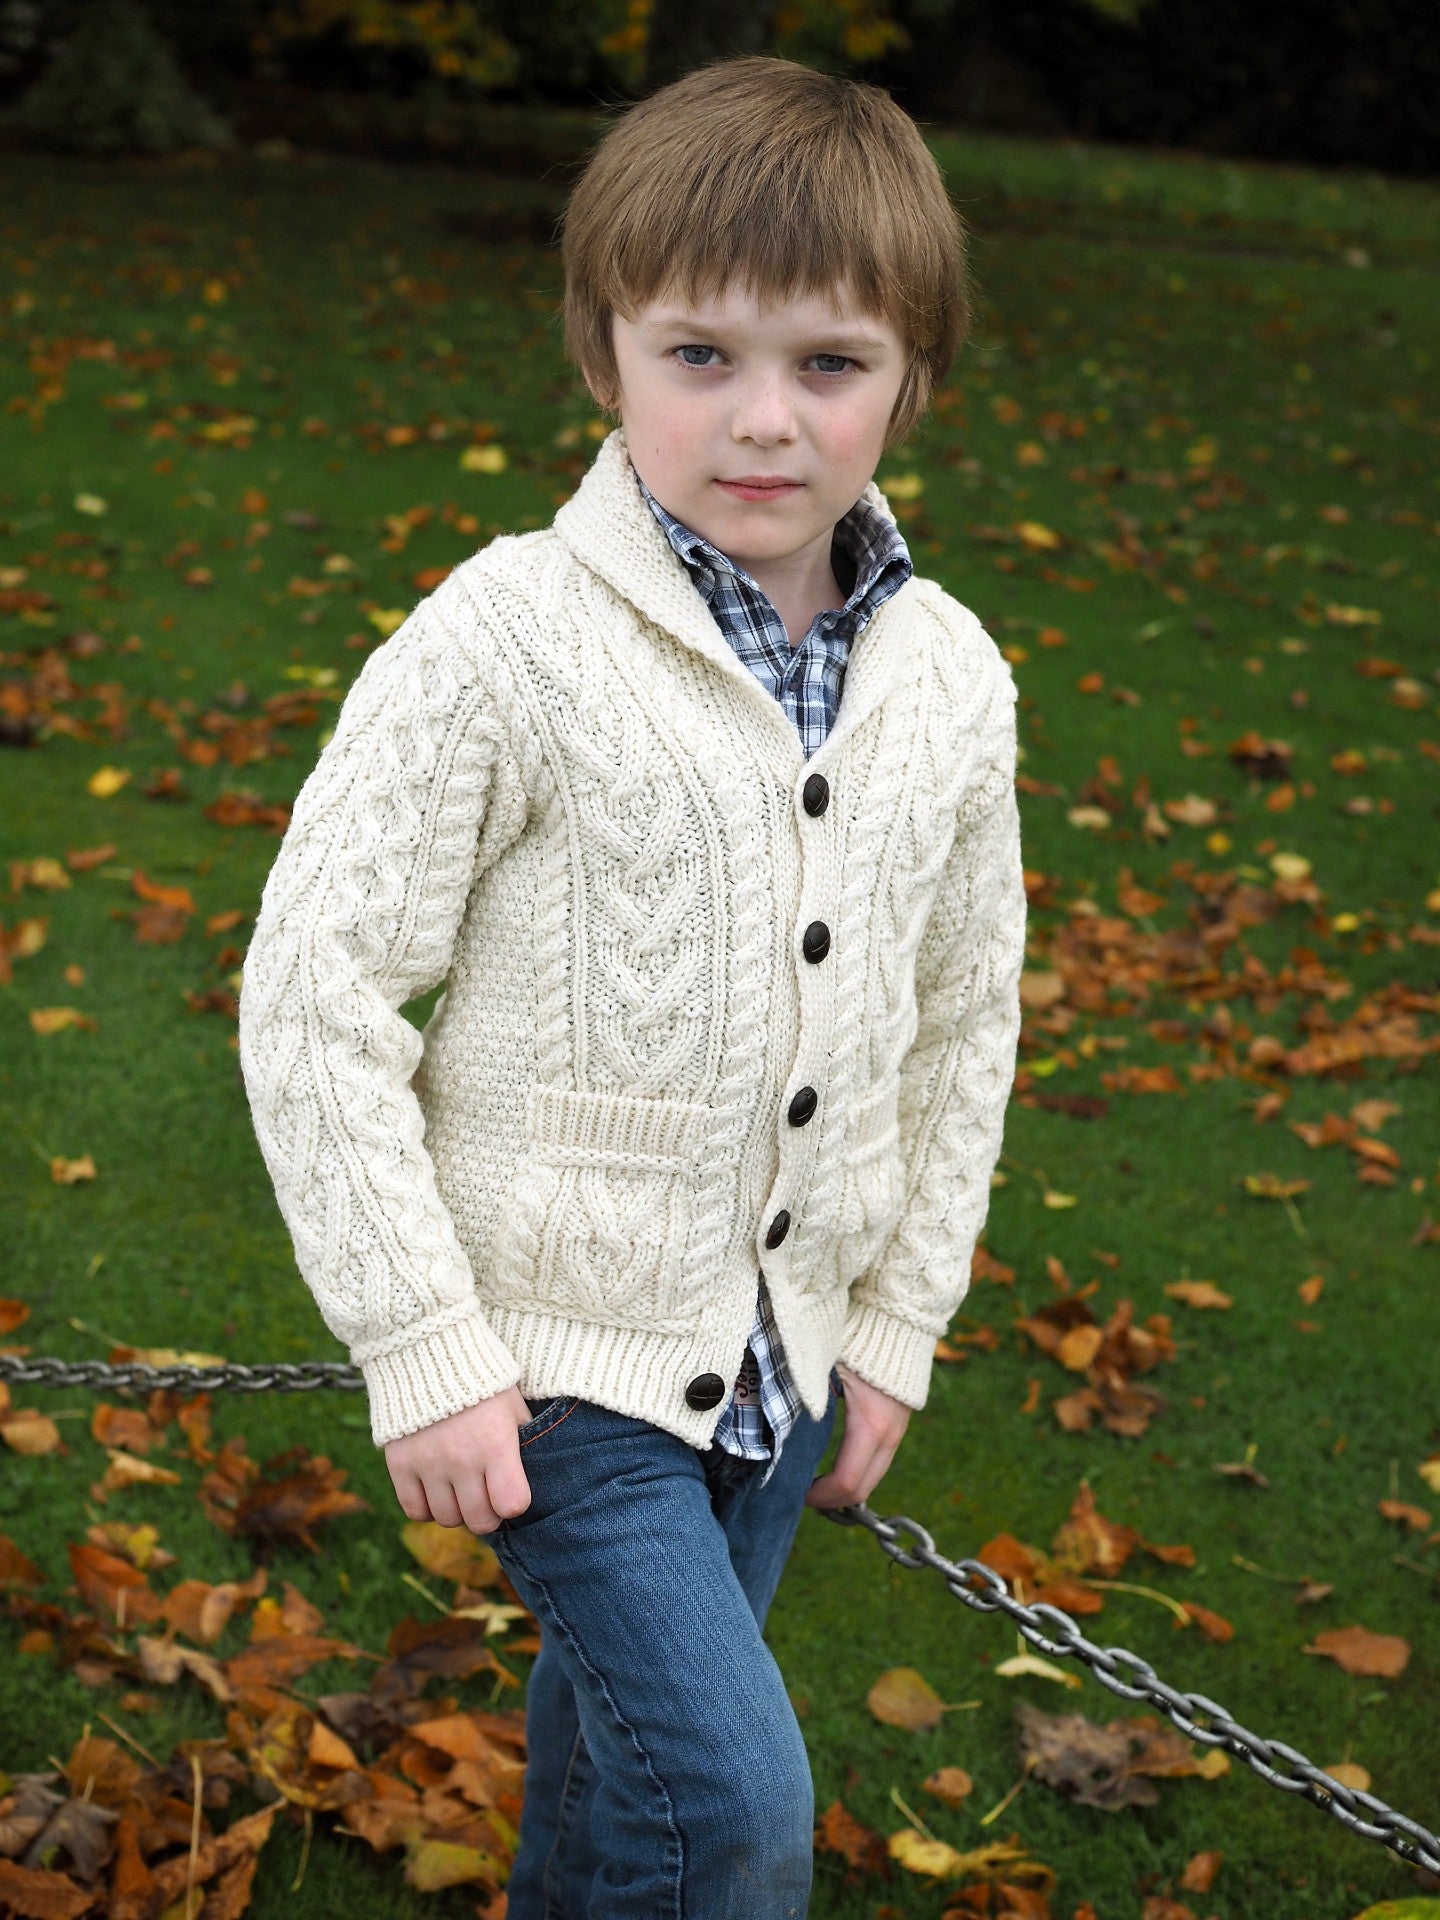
361, 1307, 522, 1446
485, 1306, 738, 1448
839, 1300, 937, 1410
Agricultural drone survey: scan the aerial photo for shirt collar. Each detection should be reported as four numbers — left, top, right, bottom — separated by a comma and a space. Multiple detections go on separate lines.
635, 472, 912, 631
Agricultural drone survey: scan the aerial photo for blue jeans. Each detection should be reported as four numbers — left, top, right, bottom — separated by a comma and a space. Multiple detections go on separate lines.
491, 1384, 840, 1920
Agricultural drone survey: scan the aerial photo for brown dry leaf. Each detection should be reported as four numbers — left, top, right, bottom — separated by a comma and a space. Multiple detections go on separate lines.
2, 1408, 63, 1456
0, 1857, 97, 1919
977, 1535, 1042, 1587
134, 1634, 233, 1703
28, 1007, 97, 1036
230, 1446, 367, 1557
85, 1520, 169, 1572
225, 1629, 361, 1693
1055, 1324, 1104, 1372
130, 870, 195, 914
1351, 1098, 1400, 1132
1049, 1483, 1138, 1579
1180, 1850, 1223, 1893
66, 844, 116, 873
1323, 1761, 1371, 1792
145, 1803, 277, 1908
1163, 1280, 1233, 1311
813, 1799, 887, 1871
1304, 1626, 1410, 1678
1141, 1538, 1196, 1568
1178, 1602, 1234, 1644
1293, 1579, 1334, 1606
0, 1298, 30, 1335
1298, 1274, 1326, 1306
1377, 1499, 1431, 1532
401, 1521, 502, 1588
68, 1544, 162, 1627
161, 1577, 245, 1644
1016, 1703, 1221, 1811
1141, 1901, 1197, 1920
922, 1766, 974, 1808
90, 1405, 155, 1455
92, 1450, 182, 1498
0, 1533, 45, 1587
867, 1667, 947, 1731
373, 1615, 516, 1707
248, 1702, 372, 1813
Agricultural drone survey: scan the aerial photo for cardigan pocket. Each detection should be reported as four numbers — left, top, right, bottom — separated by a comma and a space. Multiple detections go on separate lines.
489, 1085, 709, 1334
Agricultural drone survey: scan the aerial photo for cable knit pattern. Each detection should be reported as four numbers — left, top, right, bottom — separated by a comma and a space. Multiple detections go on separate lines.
239, 428, 1024, 1447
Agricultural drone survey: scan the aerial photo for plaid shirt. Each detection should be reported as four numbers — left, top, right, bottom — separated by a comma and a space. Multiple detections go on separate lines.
638, 472, 913, 1476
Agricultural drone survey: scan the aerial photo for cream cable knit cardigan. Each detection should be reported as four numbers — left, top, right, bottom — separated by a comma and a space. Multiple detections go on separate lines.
239, 429, 1026, 1448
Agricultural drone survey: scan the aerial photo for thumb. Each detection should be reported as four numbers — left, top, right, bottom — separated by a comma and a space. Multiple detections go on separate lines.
485, 1440, 533, 1523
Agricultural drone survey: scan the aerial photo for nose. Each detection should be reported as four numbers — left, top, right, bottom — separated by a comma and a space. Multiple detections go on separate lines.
730, 370, 796, 446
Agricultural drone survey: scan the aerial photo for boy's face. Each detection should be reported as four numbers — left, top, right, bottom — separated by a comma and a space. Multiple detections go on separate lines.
607, 281, 908, 574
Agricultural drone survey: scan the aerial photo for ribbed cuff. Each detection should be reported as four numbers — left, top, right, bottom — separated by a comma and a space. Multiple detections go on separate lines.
360, 1305, 521, 1446
839, 1299, 937, 1410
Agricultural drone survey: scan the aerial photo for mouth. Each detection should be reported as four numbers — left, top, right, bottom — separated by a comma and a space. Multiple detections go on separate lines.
715, 477, 803, 499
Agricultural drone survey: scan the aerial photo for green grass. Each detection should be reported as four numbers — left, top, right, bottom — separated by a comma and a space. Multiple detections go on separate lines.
2, 129, 1439, 1919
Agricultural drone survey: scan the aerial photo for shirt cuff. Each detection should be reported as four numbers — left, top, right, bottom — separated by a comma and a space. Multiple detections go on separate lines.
360, 1306, 522, 1447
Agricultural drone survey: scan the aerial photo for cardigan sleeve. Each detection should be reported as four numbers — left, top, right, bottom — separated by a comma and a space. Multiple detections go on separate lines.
238, 584, 531, 1446
839, 659, 1025, 1408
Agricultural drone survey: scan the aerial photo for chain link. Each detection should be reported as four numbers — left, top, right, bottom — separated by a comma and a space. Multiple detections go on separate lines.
3, 1352, 1437, 1877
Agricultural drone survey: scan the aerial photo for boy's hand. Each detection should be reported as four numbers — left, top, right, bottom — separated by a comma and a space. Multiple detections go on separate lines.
804, 1363, 911, 1510
384, 1385, 534, 1536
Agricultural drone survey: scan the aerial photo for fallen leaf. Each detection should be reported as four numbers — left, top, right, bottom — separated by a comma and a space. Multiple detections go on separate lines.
1418, 1456, 1440, 1495
1049, 1483, 1138, 1579
1324, 1761, 1371, 1792
922, 1766, 974, 1808
0, 1533, 45, 1586
1163, 1280, 1232, 1310
1304, 1626, 1410, 1678
86, 766, 130, 798
1, 1408, 63, 1456
0, 1858, 97, 1919
1178, 1602, 1234, 1643
48, 1155, 96, 1186
1377, 1500, 1431, 1532
1180, 1850, 1223, 1892
994, 1653, 1082, 1690
867, 1667, 947, 1731
813, 1799, 886, 1870
1016, 1703, 1221, 1810
28, 1007, 97, 1036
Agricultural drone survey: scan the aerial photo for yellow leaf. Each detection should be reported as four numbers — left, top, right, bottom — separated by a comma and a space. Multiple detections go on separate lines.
1192, 1748, 1231, 1779
1418, 1457, 1440, 1495
403, 1838, 504, 1891
74, 493, 108, 516
994, 1652, 1083, 1689
882, 472, 924, 501
866, 1667, 946, 1731
887, 1829, 969, 1878
87, 766, 131, 798
50, 1154, 96, 1185
96, 1450, 183, 1495
10, 857, 70, 893
1269, 852, 1311, 882
367, 607, 407, 637
1067, 805, 1112, 831
401, 1519, 501, 1587
460, 444, 507, 474
1014, 521, 1062, 551
29, 1006, 96, 1035
1042, 1190, 1078, 1210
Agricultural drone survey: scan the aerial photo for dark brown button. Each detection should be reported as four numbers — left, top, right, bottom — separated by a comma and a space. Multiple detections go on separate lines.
787, 1085, 818, 1127
802, 773, 830, 817
802, 920, 830, 963
764, 1209, 791, 1249
684, 1372, 726, 1411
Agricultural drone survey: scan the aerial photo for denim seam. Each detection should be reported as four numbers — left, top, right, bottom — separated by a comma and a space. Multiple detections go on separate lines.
503, 1530, 685, 1918
541, 1723, 592, 1920
520, 1399, 580, 1450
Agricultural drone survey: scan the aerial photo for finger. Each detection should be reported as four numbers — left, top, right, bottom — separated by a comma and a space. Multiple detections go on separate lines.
459, 1493, 503, 1535
422, 1482, 464, 1529
387, 1466, 433, 1524
805, 1423, 876, 1508
486, 1454, 532, 1524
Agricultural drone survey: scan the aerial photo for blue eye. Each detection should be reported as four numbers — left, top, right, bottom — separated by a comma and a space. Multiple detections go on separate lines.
812, 355, 852, 375
676, 345, 716, 367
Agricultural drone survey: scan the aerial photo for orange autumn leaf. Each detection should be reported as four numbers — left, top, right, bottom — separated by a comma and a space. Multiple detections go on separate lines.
814, 1798, 887, 1869
1178, 1602, 1235, 1644
68, 1541, 162, 1626
1163, 1280, 1233, 1311
1376, 1499, 1431, 1532
1, 1406, 62, 1455
0, 1532, 44, 1587
1179, 1850, 1223, 1893
1303, 1626, 1410, 1678
91, 1403, 156, 1454
1050, 1483, 1139, 1579
131, 871, 196, 913
0, 1297, 30, 1335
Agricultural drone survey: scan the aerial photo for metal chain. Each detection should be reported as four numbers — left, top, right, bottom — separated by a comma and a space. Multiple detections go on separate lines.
826, 1504, 1440, 1879
4, 1353, 1437, 1877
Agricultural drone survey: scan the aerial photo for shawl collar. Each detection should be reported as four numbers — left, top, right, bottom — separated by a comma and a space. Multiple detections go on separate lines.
552, 429, 917, 767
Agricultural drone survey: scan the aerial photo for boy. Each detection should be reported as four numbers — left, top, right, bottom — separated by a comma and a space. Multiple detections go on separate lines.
239, 53, 1023, 1918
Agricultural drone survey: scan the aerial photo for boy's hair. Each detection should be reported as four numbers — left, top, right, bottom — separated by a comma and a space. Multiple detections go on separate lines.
561, 55, 968, 448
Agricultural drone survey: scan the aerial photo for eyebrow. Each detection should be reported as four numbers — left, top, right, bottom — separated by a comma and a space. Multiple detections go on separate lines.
644, 313, 889, 352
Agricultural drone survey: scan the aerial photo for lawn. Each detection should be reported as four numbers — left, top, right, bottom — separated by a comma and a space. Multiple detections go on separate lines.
1, 127, 1438, 1920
